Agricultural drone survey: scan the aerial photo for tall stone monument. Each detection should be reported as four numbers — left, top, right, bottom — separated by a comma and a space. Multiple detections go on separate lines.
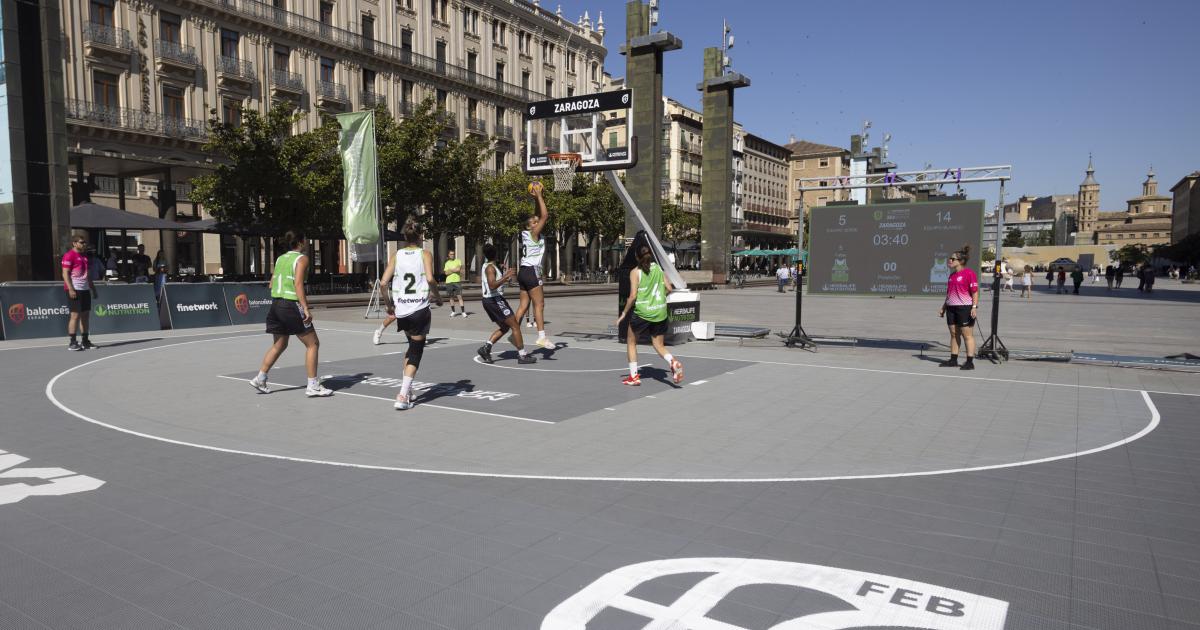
698, 47, 748, 283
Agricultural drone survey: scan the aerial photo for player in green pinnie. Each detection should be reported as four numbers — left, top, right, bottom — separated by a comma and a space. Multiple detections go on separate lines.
615, 245, 684, 386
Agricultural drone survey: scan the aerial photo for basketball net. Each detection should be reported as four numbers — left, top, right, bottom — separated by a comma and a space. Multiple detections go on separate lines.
547, 153, 581, 192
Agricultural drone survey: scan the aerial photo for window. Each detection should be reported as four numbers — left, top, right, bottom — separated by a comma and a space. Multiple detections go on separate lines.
435, 40, 446, 62
492, 20, 506, 46
162, 85, 185, 119
320, 57, 335, 83
590, 62, 597, 81
521, 70, 530, 89
362, 68, 375, 94
466, 51, 477, 73
221, 98, 241, 126
519, 31, 531, 54
566, 86, 574, 98
159, 12, 182, 43
361, 15, 374, 41
319, 1, 333, 25
544, 78, 553, 96
93, 71, 119, 107
400, 28, 413, 51
89, 0, 114, 25
818, 157, 829, 168
462, 8, 478, 34
273, 45, 290, 70
609, 131, 617, 148
495, 151, 504, 172
467, 98, 478, 118
794, 159, 805, 170
220, 29, 239, 58
401, 79, 414, 107
495, 62, 505, 83
566, 51, 576, 73
436, 89, 447, 110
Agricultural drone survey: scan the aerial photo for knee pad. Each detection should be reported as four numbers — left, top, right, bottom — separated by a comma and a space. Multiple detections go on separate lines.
405, 337, 426, 369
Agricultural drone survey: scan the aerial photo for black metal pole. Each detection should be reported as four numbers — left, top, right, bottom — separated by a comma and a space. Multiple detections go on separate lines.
783, 197, 815, 349
978, 178, 1009, 362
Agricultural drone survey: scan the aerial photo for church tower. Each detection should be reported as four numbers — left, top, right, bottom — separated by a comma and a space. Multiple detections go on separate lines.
1076, 154, 1100, 241
1142, 167, 1158, 198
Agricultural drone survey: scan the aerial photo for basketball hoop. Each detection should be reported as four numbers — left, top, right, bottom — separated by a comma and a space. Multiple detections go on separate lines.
547, 152, 582, 191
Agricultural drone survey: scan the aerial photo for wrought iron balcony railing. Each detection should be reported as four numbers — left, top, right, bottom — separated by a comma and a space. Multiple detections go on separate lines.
318, 81, 349, 101
495, 124, 513, 139
466, 117, 488, 134
270, 68, 304, 91
65, 98, 207, 140
361, 90, 388, 107
154, 39, 199, 65
217, 55, 256, 80
83, 22, 133, 49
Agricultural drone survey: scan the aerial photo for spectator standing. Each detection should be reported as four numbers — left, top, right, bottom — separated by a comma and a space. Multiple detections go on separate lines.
443, 249, 467, 318
775, 264, 789, 293
1020, 265, 1033, 298
1105, 264, 1115, 290
1056, 266, 1067, 294
1144, 266, 1156, 293
1001, 259, 1014, 292
61, 235, 97, 351
1115, 265, 1125, 288
1071, 266, 1084, 294
1045, 269, 1054, 289
153, 250, 168, 302
131, 245, 152, 283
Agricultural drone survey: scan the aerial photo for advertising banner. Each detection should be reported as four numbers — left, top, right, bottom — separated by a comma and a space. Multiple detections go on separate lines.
222, 283, 272, 326
163, 283, 232, 329
0, 284, 159, 340
336, 111, 380, 245
808, 200, 984, 296
666, 295, 700, 345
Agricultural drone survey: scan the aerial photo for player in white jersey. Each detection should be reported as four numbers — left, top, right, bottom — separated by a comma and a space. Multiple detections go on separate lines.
477, 244, 536, 365
380, 223, 442, 410
514, 182, 554, 350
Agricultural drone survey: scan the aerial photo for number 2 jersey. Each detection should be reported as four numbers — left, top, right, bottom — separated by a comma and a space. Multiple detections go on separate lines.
391, 247, 430, 317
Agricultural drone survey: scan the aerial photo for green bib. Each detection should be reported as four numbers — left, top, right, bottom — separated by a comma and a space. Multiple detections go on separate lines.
634, 263, 668, 322
271, 250, 304, 300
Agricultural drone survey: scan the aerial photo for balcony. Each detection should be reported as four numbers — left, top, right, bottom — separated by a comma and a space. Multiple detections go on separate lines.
495, 123, 513, 141
361, 90, 388, 108
270, 68, 304, 95
679, 170, 702, 185
217, 56, 256, 87
398, 100, 416, 117
679, 201, 702, 213
183, 0, 547, 104
65, 98, 207, 141
466, 117, 488, 135
82, 22, 133, 60
317, 81, 349, 107
154, 39, 199, 72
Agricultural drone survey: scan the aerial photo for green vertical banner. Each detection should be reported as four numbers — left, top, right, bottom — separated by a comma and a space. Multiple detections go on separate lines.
336, 111, 380, 245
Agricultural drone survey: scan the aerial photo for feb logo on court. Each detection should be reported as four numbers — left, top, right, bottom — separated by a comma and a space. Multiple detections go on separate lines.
7, 303, 25, 324
234, 293, 250, 315
541, 558, 1009, 630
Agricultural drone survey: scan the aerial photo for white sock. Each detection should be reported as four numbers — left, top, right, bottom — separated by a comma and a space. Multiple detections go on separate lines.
307, 377, 319, 389
629, 362, 638, 378
484, 340, 493, 349
376, 324, 385, 333
400, 375, 413, 397
664, 353, 674, 367
255, 371, 267, 382
537, 330, 546, 340
518, 347, 526, 356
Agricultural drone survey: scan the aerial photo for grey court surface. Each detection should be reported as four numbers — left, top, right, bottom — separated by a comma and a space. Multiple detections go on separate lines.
2, 321, 1200, 629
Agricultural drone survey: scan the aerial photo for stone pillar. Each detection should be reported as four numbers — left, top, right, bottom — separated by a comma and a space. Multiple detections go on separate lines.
698, 48, 749, 284
621, 1, 680, 239
157, 179, 178, 273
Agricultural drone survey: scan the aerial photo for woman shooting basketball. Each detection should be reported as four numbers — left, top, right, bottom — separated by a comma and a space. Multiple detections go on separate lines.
514, 181, 555, 351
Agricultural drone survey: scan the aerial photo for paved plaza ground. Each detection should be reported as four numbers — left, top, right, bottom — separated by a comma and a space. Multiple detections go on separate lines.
1, 281, 1198, 629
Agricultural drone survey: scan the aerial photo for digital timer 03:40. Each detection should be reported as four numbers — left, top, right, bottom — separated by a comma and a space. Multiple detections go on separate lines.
872, 234, 910, 246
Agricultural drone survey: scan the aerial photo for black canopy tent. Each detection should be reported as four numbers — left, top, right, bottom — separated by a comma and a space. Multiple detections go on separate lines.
70, 202, 208, 278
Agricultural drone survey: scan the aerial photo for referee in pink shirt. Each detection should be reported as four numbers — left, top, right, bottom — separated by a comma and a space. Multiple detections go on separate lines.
61, 234, 97, 351
937, 244, 979, 370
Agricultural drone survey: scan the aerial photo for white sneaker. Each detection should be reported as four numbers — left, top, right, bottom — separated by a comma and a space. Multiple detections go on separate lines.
394, 394, 414, 410
461, 312, 469, 319
249, 376, 270, 393
536, 337, 554, 350
373, 328, 383, 345
525, 320, 535, 328
449, 312, 458, 318
305, 384, 333, 397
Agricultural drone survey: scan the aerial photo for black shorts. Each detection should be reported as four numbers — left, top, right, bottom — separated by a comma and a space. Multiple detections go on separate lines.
628, 313, 668, 337
444, 282, 463, 298
265, 298, 312, 336
67, 290, 91, 313
394, 307, 432, 337
517, 266, 543, 291
482, 296, 514, 327
945, 305, 976, 327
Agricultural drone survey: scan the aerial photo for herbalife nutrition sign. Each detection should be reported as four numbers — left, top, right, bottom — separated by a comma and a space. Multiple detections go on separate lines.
0, 285, 159, 340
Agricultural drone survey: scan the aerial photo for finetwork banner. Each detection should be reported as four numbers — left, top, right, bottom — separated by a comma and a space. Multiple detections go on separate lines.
336, 111, 380, 245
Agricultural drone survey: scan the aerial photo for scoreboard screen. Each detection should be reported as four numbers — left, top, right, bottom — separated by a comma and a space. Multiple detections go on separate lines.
808, 200, 984, 296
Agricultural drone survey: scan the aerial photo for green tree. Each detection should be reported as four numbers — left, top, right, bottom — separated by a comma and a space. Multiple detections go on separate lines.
1157, 233, 1200, 272
1003, 227, 1024, 248
662, 198, 700, 252
1111, 243, 1151, 267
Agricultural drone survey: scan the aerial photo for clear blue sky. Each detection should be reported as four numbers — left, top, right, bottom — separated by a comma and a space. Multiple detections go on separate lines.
554, 0, 1199, 211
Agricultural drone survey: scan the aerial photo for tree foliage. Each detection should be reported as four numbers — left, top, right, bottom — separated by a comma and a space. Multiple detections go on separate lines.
1156, 233, 1200, 268
1111, 243, 1151, 266
1002, 227, 1024, 248
661, 199, 700, 250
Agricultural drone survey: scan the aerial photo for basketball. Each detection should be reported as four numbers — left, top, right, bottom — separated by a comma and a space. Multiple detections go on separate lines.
528, 181, 543, 195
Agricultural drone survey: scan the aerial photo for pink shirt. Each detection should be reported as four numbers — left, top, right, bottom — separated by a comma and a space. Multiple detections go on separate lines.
945, 268, 978, 306
62, 249, 90, 291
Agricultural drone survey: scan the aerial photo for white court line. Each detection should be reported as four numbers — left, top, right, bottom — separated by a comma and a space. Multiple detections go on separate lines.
471, 355, 650, 373
42, 333, 1171, 483
213, 375, 552, 425
0, 327, 260, 351
692, 380, 708, 385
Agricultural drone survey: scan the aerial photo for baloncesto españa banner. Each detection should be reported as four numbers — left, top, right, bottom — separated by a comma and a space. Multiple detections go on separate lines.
336, 111, 380, 245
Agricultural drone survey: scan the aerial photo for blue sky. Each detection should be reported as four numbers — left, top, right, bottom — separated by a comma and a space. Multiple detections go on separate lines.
553, 0, 1199, 211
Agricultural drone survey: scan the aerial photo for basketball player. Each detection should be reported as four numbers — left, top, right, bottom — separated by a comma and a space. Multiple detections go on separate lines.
615, 245, 683, 386
381, 223, 443, 410
513, 182, 554, 349
249, 229, 332, 397
476, 244, 536, 365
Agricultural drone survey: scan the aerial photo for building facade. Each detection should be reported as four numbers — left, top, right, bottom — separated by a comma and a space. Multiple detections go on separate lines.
64, 0, 609, 273
785, 140, 850, 230
1170, 171, 1200, 245
737, 133, 792, 248
1092, 168, 1173, 247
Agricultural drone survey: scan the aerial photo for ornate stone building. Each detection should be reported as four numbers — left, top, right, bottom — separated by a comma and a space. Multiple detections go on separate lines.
1092, 168, 1173, 247
1074, 155, 1100, 244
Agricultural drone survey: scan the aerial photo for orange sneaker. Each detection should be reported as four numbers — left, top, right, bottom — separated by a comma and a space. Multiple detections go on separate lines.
621, 373, 641, 386
670, 359, 684, 384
